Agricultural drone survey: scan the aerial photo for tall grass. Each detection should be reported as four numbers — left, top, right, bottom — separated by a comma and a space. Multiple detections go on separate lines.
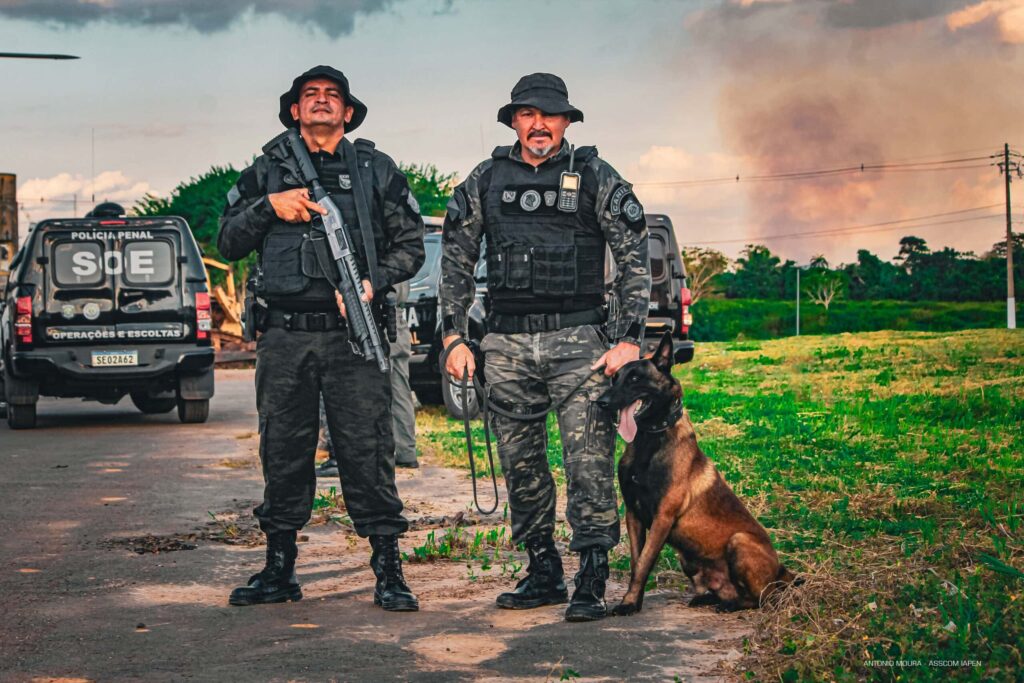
419, 328, 1024, 680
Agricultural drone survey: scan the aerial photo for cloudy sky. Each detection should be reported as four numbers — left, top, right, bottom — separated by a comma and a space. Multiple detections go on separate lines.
2, 0, 1023, 264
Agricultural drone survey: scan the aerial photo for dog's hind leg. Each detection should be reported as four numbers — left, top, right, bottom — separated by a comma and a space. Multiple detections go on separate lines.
612, 505, 681, 616
725, 532, 777, 610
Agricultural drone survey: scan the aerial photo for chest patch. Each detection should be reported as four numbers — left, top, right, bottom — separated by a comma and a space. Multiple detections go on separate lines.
339, 174, 352, 190
498, 185, 562, 216
519, 190, 541, 212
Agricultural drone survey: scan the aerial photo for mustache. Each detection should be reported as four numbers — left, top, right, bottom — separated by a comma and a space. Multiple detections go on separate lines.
528, 130, 552, 138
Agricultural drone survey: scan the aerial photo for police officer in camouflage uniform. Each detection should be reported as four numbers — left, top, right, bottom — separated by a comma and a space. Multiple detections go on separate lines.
440, 73, 651, 622
218, 66, 425, 611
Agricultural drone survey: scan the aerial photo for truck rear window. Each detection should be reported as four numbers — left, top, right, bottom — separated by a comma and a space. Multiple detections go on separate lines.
649, 235, 666, 282
123, 240, 174, 285
53, 241, 104, 287
52, 239, 175, 287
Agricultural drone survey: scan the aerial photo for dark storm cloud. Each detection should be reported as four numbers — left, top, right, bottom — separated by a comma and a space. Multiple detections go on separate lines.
708, 0, 966, 31
820, 0, 965, 30
0, 0, 397, 38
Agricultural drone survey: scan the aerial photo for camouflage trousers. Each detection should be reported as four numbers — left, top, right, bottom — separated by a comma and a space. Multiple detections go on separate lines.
481, 324, 619, 552
254, 326, 407, 537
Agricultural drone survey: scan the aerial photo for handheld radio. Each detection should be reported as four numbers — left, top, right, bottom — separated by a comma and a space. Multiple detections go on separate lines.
558, 145, 581, 213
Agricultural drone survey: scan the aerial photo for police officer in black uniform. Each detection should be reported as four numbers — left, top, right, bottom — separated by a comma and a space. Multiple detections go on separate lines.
218, 66, 425, 610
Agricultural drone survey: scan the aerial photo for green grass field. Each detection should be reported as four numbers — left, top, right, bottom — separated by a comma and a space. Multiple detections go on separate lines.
418, 329, 1023, 681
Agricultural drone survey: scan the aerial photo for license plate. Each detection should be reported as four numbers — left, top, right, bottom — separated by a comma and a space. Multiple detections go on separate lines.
91, 351, 138, 367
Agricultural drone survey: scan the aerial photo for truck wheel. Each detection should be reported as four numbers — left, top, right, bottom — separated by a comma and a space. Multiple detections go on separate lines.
177, 398, 209, 424
7, 401, 37, 429
441, 371, 480, 421
130, 392, 177, 414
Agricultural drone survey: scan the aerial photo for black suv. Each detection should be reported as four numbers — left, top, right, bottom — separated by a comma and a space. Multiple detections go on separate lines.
0, 204, 215, 428
407, 213, 694, 419
629, 213, 694, 362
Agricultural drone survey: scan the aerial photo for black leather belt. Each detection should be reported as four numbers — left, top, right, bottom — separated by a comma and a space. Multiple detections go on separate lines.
488, 308, 605, 334
266, 309, 345, 332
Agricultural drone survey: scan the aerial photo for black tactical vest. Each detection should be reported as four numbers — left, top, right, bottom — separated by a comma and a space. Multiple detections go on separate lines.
258, 140, 383, 309
482, 145, 605, 315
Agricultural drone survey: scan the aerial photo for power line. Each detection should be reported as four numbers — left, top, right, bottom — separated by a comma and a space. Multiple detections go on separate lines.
635, 151, 1001, 188
686, 204, 1005, 246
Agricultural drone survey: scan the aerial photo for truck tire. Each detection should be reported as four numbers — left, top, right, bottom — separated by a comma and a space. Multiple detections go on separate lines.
131, 392, 177, 414
177, 398, 209, 424
7, 400, 37, 429
441, 371, 480, 421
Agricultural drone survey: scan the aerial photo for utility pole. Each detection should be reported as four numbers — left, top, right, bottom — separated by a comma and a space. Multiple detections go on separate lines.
795, 267, 800, 336
1002, 144, 1017, 329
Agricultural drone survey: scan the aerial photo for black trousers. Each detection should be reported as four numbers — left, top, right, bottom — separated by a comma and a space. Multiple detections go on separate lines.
252, 326, 407, 537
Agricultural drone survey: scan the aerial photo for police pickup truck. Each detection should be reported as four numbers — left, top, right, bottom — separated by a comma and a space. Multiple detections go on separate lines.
407, 213, 694, 420
0, 203, 215, 429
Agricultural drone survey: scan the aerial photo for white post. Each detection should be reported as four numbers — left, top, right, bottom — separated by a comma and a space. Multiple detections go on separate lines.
796, 268, 800, 336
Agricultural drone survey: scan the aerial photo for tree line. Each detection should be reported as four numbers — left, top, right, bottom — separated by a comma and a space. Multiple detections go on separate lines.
684, 235, 1023, 307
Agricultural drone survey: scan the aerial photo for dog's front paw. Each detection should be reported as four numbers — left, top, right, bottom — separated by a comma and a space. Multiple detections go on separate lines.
611, 601, 641, 617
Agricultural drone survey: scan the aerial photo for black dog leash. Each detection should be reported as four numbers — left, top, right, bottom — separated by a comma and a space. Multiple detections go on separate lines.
441, 338, 605, 515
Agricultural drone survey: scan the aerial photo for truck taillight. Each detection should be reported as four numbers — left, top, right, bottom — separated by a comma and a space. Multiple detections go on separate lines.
15, 296, 33, 345
679, 287, 693, 334
195, 292, 211, 340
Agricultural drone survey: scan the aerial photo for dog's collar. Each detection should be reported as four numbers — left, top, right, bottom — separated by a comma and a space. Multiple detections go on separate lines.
636, 400, 684, 434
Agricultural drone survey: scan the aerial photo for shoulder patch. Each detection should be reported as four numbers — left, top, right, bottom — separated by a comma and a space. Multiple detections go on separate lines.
609, 184, 631, 216
623, 196, 644, 225
407, 192, 420, 214
226, 184, 242, 207
446, 187, 469, 223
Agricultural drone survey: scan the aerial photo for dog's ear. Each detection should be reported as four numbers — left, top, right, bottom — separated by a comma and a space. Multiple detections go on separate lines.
653, 330, 674, 374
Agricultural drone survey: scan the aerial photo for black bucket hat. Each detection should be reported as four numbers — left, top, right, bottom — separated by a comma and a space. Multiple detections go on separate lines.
496, 73, 584, 128
278, 65, 367, 131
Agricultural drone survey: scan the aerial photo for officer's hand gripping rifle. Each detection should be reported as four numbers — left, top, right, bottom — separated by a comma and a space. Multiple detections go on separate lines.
262, 129, 390, 373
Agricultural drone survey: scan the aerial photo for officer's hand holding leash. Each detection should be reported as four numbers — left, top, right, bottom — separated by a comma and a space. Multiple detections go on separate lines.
268, 188, 326, 223
592, 341, 640, 377
443, 334, 475, 381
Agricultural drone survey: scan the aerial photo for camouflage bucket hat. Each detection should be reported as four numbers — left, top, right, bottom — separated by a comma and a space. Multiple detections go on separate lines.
279, 65, 367, 132
496, 73, 584, 128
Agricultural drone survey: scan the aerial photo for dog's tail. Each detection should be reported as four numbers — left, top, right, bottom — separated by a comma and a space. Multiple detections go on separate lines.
760, 565, 804, 605
778, 565, 804, 587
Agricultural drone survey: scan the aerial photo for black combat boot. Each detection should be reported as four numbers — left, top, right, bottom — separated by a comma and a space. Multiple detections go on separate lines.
228, 530, 302, 606
369, 535, 419, 612
496, 536, 569, 609
564, 546, 609, 621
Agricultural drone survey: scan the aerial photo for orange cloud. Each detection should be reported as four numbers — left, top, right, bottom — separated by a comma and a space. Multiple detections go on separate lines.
947, 0, 1024, 43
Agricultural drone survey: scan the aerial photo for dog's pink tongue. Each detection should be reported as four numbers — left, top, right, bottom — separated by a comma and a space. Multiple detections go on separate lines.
618, 401, 640, 443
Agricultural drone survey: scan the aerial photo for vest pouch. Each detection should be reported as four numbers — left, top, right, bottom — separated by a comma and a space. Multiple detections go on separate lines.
506, 245, 532, 289
489, 244, 532, 291
531, 244, 577, 297
300, 234, 330, 280
260, 231, 308, 296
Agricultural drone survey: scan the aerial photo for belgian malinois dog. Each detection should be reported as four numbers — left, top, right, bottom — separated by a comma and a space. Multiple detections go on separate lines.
597, 332, 798, 614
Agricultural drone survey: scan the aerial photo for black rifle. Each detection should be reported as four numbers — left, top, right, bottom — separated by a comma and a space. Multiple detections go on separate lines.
262, 129, 390, 372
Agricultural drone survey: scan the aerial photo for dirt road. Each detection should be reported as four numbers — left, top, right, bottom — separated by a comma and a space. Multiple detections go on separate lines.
0, 369, 750, 682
